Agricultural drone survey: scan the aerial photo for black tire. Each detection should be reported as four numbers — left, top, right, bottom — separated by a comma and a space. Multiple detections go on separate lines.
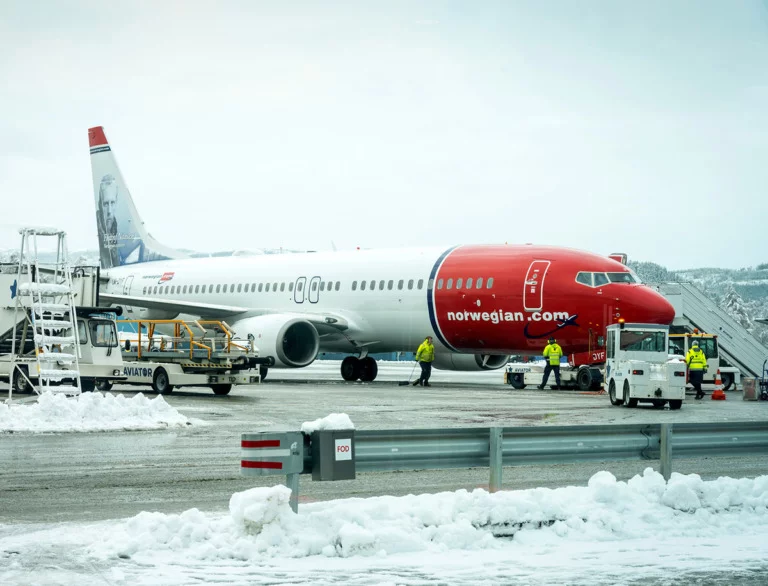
721, 372, 734, 391
577, 367, 592, 392
623, 380, 638, 408
608, 380, 622, 405
652, 400, 666, 409
96, 379, 113, 392
259, 365, 268, 381
211, 384, 232, 396
341, 356, 361, 381
152, 367, 174, 394
80, 378, 96, 393
359, 357, 378, 382
12, 366, 32, 394
508, 372, 526, 389
669, 400, 682, 410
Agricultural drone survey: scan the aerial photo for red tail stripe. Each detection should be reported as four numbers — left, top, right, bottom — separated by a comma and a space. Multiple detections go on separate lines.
241, 461, 283, 469
88, 126, 107, 147
242, 440, 281, 448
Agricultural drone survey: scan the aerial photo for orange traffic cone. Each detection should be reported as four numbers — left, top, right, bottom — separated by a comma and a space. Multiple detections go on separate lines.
711, 369, 726, 400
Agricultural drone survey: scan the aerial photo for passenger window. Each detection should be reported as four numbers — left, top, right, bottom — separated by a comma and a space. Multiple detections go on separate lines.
352, 281, 357, 291
486, 278, 493, 289
437, 279, 444, 290
312, 281, 317, 291
289, 282, 294, 292
456, 278, 463, 289
476, 277, 483, 289
398, 280, 404, 290
280, 283, 286, 292
408, 279, 414, 290
258, 283, 263, 292
273, 282, 278, 291
297, 282, 303, 292
320, 282, 325, 291
466, 278, 473, 289
447, 278, 453, 289
265, 283, 270, 292
361, 280, 366, 291
593, 273, 609, 287
388, 280, 394, 290
370, 280, 375, 291
379, 280, 385, 290
201, 285, 206, 293
427, 278, 433, 290
195, 285, 200, 294
417, 279, 423, 289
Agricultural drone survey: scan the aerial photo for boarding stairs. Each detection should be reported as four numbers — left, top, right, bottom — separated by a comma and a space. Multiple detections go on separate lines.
652, 282, 768, 379
7, 228, 82, 397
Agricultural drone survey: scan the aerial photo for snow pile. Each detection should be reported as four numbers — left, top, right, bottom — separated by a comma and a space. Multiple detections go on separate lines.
0, 391, 192, 432
300, 412, 355, 433
88, 469, 768, 564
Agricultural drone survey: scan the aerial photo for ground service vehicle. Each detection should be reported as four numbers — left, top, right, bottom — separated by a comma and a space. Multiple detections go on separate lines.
605, 322, 686, 410
96, 319, 265, 395
667, 330, 740, 391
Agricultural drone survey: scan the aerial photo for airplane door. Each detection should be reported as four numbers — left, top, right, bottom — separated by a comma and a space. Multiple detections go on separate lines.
523, 260, 550, 312
294, 277, 306, 303
122, 275, 134, 295
308, 276, 321, 304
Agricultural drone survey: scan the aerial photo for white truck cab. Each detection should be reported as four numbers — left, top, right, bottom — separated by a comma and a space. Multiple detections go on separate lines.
605, 322, 687, 410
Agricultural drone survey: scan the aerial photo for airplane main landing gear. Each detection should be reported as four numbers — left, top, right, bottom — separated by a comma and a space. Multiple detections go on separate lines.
340, 356, 378, 382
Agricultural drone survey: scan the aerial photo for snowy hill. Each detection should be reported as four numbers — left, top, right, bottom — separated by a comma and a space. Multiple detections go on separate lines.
630, 261, 768, 346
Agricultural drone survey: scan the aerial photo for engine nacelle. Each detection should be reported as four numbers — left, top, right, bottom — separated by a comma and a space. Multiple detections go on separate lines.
432, 353, 509, 371
232, 314, 319, 368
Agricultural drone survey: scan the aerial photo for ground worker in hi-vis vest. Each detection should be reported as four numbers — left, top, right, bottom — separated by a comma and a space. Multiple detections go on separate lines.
413, 336, 435, 387
686, 341, 708, 400
538, 337, 563, 389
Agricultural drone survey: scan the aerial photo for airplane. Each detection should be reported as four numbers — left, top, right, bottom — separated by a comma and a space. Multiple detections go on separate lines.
89, 125, 676, 383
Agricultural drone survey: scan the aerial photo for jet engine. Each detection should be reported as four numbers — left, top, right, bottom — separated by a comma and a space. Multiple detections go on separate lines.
432, 353, 509, 371
232, 314, 320, 368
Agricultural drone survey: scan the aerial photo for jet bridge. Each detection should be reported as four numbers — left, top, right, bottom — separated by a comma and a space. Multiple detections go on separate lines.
651, 282, 768, 380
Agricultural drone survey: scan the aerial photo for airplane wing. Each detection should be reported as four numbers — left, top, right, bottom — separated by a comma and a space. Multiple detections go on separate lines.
99, 292, 250, 318
98, 292, 351, 331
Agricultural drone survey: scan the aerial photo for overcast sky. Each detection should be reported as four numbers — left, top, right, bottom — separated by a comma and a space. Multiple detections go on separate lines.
1, 1, 767, 270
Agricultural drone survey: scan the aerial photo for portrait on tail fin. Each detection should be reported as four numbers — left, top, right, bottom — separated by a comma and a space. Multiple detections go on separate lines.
96, 173, 120, 268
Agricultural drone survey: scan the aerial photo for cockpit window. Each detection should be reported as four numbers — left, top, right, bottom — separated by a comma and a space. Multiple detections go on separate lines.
607, 272, 638, 284
576, 272, 592, 287
593, 273, 609, 286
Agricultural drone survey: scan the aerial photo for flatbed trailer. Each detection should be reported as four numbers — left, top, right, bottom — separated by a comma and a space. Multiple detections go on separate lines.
98, 319, 268, 396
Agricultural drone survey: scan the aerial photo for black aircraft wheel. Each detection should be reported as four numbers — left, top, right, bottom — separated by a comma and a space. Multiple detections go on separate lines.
508, 372, 526, 389
211, 384, 232, 396
609, 380, 622, 406
152, 367, 174, 394
340, 356, 361, 381
623, 380, 638, 408
359, 357, 378, 382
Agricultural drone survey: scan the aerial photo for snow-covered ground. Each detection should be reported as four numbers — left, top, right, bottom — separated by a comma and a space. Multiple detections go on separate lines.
0, 391, 196, 432
2, 470, 767, 585
2, 391, 767, 584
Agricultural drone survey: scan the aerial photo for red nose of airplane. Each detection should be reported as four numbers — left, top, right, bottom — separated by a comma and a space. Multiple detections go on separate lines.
621, 286, 676, 325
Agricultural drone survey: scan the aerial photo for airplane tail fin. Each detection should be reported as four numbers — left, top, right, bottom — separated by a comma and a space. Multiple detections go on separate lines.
89, 126, 189, 269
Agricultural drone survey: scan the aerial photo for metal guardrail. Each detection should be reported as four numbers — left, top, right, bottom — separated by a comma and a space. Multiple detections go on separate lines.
352, 421, 768, 490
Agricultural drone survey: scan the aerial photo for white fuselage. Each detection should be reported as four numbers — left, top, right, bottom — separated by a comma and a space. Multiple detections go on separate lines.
105, 246, 450, 354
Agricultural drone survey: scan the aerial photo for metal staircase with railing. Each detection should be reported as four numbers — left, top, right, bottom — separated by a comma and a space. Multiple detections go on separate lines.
652, 282, 768, 379
7, 228, 82, 398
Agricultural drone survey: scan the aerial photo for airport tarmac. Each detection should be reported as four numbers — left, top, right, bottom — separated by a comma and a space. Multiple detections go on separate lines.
1, 361, 766, 524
